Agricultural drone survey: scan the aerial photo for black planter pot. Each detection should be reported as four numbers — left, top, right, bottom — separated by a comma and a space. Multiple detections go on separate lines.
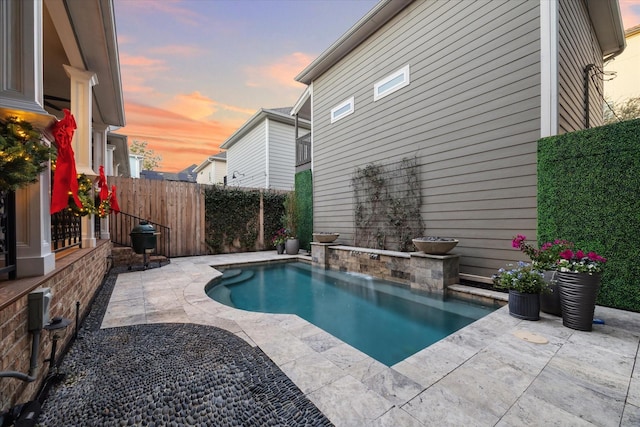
540, 270, 562, 316
557, 272, 601, 331
276, 243, 285, 254
508, 290, 540, 321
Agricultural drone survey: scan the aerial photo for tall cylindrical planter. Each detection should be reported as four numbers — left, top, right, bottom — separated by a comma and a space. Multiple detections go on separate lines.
540, 270, 561, 316
557, 272, 601, 331
508, 290, 540, 321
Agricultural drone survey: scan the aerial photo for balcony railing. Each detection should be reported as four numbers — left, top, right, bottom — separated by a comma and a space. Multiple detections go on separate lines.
296, 132, 311, 167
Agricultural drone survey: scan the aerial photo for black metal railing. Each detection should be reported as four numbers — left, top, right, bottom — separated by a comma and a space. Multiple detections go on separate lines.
110, 211, 171, 259
0, 190, 17, 280
296, 132, 311, 166
51, 208, 82, 252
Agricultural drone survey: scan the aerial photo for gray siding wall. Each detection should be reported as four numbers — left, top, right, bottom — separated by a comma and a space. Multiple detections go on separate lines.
558, 0, 604, 133
311, 0, 542, 277
267, 119, 296, 190
226, 123, 266, 188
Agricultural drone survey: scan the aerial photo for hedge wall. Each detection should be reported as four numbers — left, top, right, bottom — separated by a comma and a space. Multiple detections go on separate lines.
538, 118, 640, 312
204, 186, 286, 254
295, 170, 313, 251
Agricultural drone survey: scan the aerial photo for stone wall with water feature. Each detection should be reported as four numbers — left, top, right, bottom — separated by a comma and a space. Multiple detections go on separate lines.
311, 243, 460, 293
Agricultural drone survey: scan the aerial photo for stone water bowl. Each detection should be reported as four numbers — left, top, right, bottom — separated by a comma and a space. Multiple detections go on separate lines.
412, 237, 459, 254
313, 232, 340, 243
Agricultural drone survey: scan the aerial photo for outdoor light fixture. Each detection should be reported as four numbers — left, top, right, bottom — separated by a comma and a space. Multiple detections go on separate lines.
232, 171, 244, 179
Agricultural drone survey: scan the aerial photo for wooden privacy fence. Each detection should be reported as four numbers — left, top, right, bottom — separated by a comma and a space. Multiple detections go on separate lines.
108, 177, 207, 257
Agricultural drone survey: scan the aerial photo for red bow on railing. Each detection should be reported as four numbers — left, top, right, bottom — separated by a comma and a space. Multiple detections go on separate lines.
109, 185, 120, 214
50, 109, 81, 215
97, 165, 109, 202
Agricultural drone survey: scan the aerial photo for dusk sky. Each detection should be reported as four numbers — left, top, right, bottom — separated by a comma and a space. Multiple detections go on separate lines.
114, 0, 640, 173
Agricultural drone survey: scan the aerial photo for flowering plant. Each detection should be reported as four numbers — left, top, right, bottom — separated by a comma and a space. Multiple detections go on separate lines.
271, 228, 288, 246
557, 249, 607, 274
492, 261, 548, 293
512, 234, 573, 270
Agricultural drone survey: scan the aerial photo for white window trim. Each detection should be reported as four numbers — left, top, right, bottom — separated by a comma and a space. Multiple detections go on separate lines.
374, 64, 410, 101
330, 96, 354, 123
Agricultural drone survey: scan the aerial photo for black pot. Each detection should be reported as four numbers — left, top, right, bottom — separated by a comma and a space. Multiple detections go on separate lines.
276, 243, 285, 254
540, 270, 562, 316
508, 290, 540, 321
557, 272, 601, 331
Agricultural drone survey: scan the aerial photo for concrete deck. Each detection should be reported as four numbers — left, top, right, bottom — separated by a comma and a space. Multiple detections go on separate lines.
102, 253, 640, 426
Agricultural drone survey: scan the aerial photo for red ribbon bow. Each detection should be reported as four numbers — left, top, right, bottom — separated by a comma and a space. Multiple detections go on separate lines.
50, 109, 82, 214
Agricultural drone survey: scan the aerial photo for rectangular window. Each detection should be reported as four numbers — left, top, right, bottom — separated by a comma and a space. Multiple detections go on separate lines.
330, 97, 354, 123
374, 64, 410, 101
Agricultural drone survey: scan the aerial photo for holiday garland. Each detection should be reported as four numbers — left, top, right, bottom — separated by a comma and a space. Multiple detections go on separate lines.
0, 116, 54, 191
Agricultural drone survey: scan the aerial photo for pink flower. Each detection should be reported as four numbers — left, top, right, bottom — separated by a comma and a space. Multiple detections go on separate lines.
540, 242, 552, 251
575, 250, 585, 259
559, 249, 574, 260
512, 234, 526, 248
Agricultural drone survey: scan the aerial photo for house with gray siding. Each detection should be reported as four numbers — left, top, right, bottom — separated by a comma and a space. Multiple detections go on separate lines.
194, 151, 227, 185
292, 0, 625, 280
222, 107, 310, 190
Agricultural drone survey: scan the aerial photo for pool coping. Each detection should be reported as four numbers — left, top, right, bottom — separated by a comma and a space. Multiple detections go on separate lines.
101, 252, 640, 426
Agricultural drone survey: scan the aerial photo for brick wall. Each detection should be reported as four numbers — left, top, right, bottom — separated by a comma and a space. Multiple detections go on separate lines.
0, 241, 111, 411
326, 246, 411, 285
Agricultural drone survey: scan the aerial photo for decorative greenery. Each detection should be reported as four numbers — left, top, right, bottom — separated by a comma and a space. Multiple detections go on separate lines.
538, 118, 640, 311
512, 234, 573, 271
352, 157, 424, 251
204, 186, 286, 254
295, 170, 313, 251
271, 228, 287, 246
557, 249, 607, 274
492, 262, 548, 294
0, 116, 54, 191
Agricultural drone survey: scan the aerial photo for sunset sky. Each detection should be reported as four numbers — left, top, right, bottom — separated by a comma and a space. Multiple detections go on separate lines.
114, 0, 640, 173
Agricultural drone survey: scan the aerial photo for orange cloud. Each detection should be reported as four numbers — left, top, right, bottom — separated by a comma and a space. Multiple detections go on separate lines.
162, 92, 255, 120
620, 1, 640, 28
118, 101, 240, 172
245, 52, 313, 89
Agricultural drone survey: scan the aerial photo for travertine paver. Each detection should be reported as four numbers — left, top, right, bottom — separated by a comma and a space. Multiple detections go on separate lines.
101, 253, 640, 426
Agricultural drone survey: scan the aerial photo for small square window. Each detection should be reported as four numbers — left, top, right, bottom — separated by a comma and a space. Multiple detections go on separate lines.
374, 64, 410, 101
330, 97, 355, 123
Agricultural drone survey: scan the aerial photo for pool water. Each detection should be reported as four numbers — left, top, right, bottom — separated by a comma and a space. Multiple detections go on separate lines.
206, 262, 497, 366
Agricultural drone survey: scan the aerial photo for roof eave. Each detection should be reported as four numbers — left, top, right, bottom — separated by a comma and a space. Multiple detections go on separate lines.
295, 0, 412, 85
587, 0, 626, 58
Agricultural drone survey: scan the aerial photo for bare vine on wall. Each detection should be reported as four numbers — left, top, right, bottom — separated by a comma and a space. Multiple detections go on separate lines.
352, 157, 424, 251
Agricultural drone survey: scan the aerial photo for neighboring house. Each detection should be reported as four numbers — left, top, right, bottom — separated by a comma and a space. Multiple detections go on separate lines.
292, 0, 625, 279
194, 152, 227, 185
221, 107, 310, 190
0, 0, 126, 276
605, 24, 640, 103
140, 165, 197, 183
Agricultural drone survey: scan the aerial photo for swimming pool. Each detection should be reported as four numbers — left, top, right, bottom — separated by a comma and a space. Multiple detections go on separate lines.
206, 262, 497, 366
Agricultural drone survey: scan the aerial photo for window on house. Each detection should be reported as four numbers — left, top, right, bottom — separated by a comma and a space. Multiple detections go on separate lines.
330, 97, 355, 123
374, 64, 410, 101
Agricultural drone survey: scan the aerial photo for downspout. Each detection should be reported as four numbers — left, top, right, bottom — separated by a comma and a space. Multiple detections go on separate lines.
265, 118, 270, 188
583, 63, 595, 129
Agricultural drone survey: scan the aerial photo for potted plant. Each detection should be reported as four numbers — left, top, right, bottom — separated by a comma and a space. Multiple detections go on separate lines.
271, 228, 287, 254
283, 191, 299, 255
312, 232, 339, 243
412, 236, 459, 254
492, 261, 548, 320
512, 234, 573, 316
555, 248, 607, 331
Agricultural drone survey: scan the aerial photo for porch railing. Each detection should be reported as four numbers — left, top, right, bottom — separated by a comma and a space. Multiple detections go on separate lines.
296, 132, 311, 166
0, 190, 17, 280
110, 211, 171, 259
51, 208, 82, 252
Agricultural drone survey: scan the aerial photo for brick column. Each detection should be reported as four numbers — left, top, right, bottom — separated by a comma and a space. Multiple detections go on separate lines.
410, 253, 460, 294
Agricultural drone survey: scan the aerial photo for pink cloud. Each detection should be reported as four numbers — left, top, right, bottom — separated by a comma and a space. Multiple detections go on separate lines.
245, 52, 313, 89
116, 0, 202, 27
162, 92, 255, 120
620, 1, 640, 29
149, 44, 205, 57
119, 101, 238, 172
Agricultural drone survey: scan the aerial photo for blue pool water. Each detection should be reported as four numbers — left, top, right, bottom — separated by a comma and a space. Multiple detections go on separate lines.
206, 262, 497, 366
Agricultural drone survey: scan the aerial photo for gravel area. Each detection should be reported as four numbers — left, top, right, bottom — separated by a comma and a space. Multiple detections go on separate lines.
38, 266, 332, 426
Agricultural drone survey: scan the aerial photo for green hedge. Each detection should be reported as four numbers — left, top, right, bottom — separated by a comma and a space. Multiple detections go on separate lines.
204, 186, 286, 253
538, 118, 640, 312
295, 170, 313, 251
